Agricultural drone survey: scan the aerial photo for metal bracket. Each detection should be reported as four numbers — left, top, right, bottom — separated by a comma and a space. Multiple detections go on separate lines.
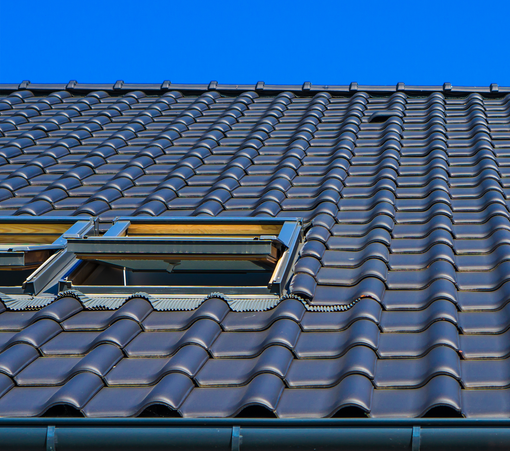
23, 220, 95, 294
231, 426, 242, 451
53, 220, 94, 246
58, 279, 73, 292
277, 221, 301, 248
46, 425, 57, 451
103, 221, 130, 237
412, 426, 421, 451
302, 82, 312, 91
270, 221, 302, 294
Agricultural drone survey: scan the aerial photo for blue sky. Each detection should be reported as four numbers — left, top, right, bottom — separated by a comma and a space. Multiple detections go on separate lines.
1, 0, 509, 86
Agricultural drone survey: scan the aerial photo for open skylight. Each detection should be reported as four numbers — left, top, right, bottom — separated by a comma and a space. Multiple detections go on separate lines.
60, 217, 303, 296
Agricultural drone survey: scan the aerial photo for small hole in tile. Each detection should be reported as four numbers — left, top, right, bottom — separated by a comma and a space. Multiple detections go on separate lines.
369, 114, 395, 123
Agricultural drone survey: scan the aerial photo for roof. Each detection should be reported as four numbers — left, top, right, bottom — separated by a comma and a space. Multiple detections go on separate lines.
0, 83, 509, 419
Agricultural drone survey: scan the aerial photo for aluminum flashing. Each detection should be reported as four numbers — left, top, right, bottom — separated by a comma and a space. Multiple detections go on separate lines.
1, 86, 510, 421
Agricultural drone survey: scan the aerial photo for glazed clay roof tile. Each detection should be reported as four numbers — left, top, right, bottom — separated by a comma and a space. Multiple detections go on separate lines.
0, 85, 509, 418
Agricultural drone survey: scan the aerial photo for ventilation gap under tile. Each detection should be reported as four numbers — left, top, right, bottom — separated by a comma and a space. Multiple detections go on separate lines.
331, 406, 368, 418
368, 111, 401, 123
235, 405, 277, 418
422, 406, 463, 418
42, 405, 84, 417
138, 404, 182, 418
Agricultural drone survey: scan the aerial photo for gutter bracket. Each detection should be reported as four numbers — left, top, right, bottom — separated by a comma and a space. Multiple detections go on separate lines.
412, 426, 421, 451
46, 425, 57, 451
231, 426, 242, 451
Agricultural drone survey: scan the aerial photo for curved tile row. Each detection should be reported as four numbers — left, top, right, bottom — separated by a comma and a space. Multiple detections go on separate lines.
2, 293, 510, 416
7, 295, 510, 357
2, 366, 510, 418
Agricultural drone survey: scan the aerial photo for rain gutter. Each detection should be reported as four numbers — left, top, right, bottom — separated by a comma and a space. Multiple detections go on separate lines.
1, 418, 510, 451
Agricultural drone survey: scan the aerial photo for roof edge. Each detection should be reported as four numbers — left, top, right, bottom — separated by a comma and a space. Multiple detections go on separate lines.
0, 81, 508, 96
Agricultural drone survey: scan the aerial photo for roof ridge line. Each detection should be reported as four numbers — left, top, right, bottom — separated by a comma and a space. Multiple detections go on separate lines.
0, 82, 507, 96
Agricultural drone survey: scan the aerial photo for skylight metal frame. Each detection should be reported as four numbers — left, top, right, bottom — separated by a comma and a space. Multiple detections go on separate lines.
58, 217, 303, 297
0, 217, 95, 295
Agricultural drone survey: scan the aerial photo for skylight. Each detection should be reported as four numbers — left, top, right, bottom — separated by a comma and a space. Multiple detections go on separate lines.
59, 218, 303, 297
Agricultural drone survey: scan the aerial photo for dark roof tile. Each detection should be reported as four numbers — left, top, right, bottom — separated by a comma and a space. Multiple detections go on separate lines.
181, 373, 284, 418
0, 320, 61, 352
62, 298, 151, 331
295, 320, 380, 358
1, 86, 510, 418
375, 346, 461, 388
286, 346, 377, 388
0, 344, 40, 377
371, 375, 462, 418
126, 319, 221, 357
15, 344, 122, 385
0, 372, 103, 417
196, 346, 293, 387
105, 345, 209, 385
41, 319, 140, 356
83, 373, 194, 417
277, 375, 372, 418
211, 319, 301, 358
222, 300, 305, 331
